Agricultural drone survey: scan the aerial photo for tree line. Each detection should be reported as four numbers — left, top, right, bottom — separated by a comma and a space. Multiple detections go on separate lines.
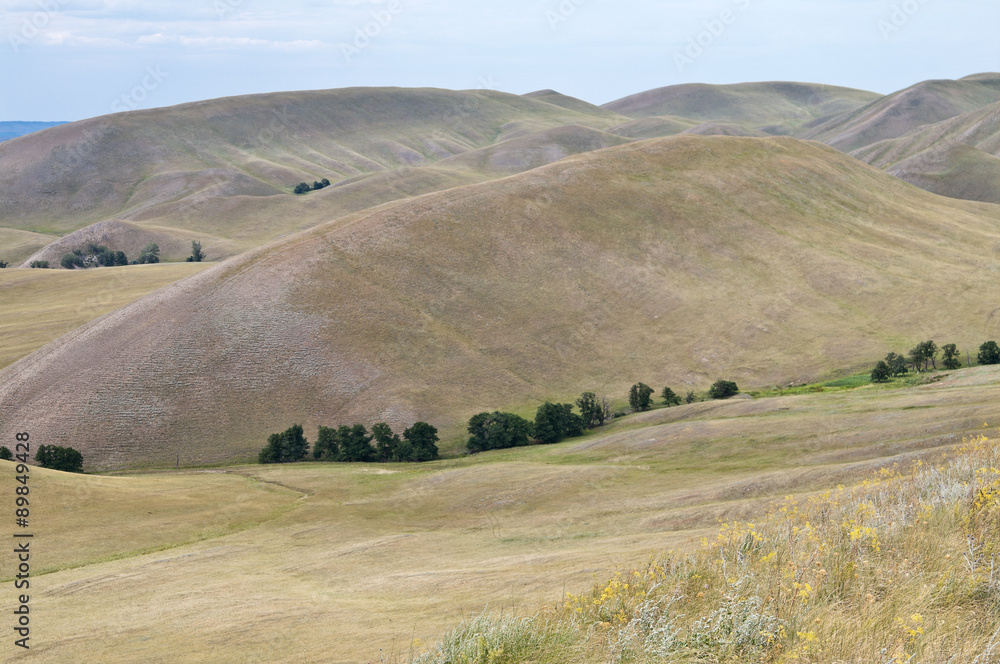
0, 444, 84, 472
293, 178, 331, 195
258, 421, 440, 464
44, 241, 206, 270
871, 340, 999, 382
466, 379, 740, 454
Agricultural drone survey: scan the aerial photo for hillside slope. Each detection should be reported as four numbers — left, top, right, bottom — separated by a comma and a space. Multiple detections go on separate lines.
2, 135, 999, 470
0, 87, 623, 264
603, 81, 880, 135
806, 75, 1000, 152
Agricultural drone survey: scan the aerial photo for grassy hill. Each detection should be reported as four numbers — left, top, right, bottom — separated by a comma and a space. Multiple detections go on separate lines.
5, 365, 1000, 662
602, 82, 880, 136
805, 75, 1000, 152
0, 87, 625, 266
2, 135, 999, 470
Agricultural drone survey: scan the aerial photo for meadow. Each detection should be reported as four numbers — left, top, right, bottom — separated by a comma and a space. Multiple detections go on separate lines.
3, 365, 999, 662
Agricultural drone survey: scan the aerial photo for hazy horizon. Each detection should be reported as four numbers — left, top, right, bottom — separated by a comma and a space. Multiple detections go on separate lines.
1, 0, 998, 122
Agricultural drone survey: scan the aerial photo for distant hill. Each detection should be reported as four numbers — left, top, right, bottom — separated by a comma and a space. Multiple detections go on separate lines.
603, 81, 880, 135
3, 135, 999, 470
0, 87, 624, 265
805, 74, 1000, 152
0, 121, 68, 142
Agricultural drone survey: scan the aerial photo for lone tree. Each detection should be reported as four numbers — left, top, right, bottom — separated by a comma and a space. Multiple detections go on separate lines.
708, 380, 739, 399
685, 391, 696, 404
0, 446, 12, 460
467, 411, 533, 453
259, 424, 309, 464
885, 352, 908, 377
628, 382, 655, 412
661, 387, 682, 407
187, 241, 205, 263
870, 361, 891, 383
941, 344, 962, 370
35, 445, 84, 472
403, 422, 440, 462
575, 392, 609, 428
533, 402, 585, 445
978, 341, 1000, 365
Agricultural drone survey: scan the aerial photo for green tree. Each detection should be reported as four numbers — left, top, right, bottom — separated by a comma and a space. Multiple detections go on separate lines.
919, 341, 938, 371
870, 361, 891, 383
0, 260, 7, 268
685, 391, 696, 404
294, 182, 310, 194
29, 260, 49, 268
371, 422, 400, 462
258, 424, 309, 464
533, 402, 585, 445
35, 445, 84, 472
661, 387, 682, 407
978, 341, 1000, 365
136, 242, 160, 264
941, 344, 961, 370
403, 422, 440, 462
337, 424, 374, 462
575, 392, 606, 428
0, 446, 12, 460
628, 382, 654, 412
312, 426, 340, 461
708, 380, 739, 399
467, 411, 533, 453
187, 241, 205, 263
61, 252, 84, 269
885, 352, 908, 377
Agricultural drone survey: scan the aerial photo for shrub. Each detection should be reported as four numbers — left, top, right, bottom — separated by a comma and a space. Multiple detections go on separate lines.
29, 260, 49, 268
467, 411, 533, 453
35, 445, 84, 472
708, 380, 739, 399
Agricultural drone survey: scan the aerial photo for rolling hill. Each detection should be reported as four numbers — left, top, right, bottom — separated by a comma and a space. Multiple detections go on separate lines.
0, 87, 626, 266
805, 74, 1000, 152
602, 81, 881, 135
2, 135, 999, 471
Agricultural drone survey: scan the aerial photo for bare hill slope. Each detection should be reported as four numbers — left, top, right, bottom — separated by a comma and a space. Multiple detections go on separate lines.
2, 136, 999, 470
603, 82, 880, 135
806, 75, 1000, 152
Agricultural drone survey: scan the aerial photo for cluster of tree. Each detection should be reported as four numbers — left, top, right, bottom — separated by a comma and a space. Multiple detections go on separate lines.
293, 178, 331, 195
29, 260, 49, 268
61, 243, 129, 269
185, 241, 205, 263
258, 421, 439, 464
34, 445, 84, 473
872, 340, 999, 382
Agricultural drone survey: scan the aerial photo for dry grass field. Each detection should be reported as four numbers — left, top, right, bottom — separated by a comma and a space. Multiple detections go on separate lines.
3, 366, 999, 663
0, 262, 212, 369
3, 135, 999, 470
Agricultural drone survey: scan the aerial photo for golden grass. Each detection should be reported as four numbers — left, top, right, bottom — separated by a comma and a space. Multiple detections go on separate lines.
0, 262, 212, 369
6, 365, 1000, 663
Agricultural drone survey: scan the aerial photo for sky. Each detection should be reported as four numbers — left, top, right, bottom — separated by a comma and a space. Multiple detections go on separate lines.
0, 0, 998, 122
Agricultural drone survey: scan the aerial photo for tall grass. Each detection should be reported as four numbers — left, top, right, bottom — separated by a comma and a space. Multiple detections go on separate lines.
413, 432, 1000, 662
